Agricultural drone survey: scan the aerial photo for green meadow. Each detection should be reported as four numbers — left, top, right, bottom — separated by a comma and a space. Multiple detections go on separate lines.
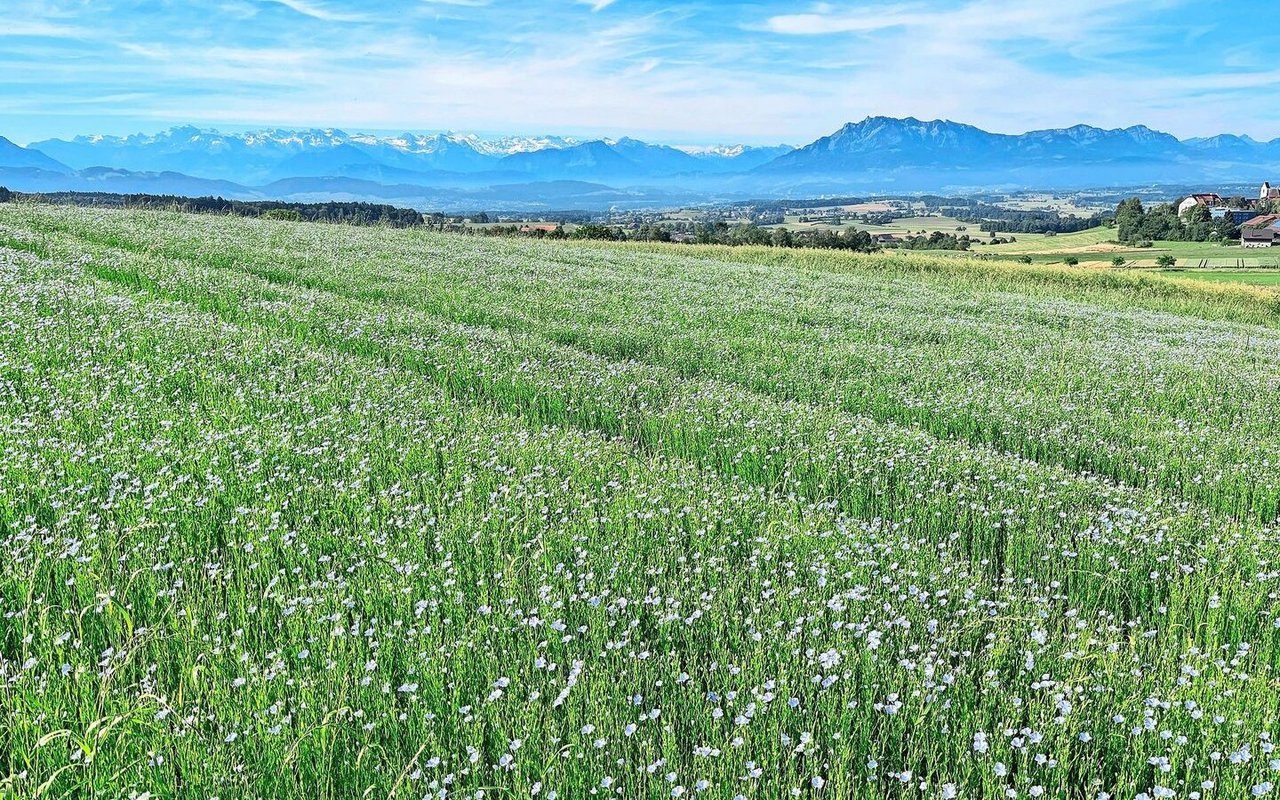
1160, 270, 1280, 287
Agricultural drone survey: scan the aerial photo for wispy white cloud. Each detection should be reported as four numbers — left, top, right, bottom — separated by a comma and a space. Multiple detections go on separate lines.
763, 0, 1153, 43
3, 0, 1280, 146
0, 20, 91, 38
258, 0, 368, 23
763, 6, 926, 35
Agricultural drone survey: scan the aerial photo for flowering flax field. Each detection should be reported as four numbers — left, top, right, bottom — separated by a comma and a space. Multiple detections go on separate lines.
5, 205, 1280, 800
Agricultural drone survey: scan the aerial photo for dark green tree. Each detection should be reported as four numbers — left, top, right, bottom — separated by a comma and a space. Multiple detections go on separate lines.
1184, 204, 1212, 225
261, 208, 304, 222
570, 224, 621, 241
1115, 198, 1146, 243
634, 224, 671, 242
728, 224, 771, 246
695, 221, 730, 244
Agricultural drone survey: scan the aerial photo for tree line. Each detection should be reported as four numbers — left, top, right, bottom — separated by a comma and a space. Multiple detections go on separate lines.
945, 204, 1107, 234
479, 221, 985, 253
613, 222, 886, 252
472, 221, 887, 252
0, 189, 424, 227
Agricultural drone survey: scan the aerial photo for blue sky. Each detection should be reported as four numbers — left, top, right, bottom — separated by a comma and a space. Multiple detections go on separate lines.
5, 0, 1280, 146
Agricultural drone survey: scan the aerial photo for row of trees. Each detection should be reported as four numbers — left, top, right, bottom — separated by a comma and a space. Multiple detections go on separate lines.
975, 215, 1104, 234
445, 211, 594, 227
473, 223, 676, 242
475, 224, 569, 240
481, 221, 984, 253
946, 204, 1107, 234
898, 232, 972, 251
473, 221, 886, 252
654, 222, 885, 252
1114, 198, 1238, 245
685, 223, 882, 251
0, 190, 425, 227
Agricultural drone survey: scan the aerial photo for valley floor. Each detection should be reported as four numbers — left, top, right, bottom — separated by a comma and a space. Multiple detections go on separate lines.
3, 205, 1280, 798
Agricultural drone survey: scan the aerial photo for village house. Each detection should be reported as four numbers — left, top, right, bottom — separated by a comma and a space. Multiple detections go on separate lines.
1262, 182, 1280, 202
1242, 228, 1277, 247
1178, 193, 1223, 216
1240, 214, 1280, 247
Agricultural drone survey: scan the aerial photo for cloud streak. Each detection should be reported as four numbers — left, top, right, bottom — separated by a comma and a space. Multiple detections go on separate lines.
258, 0, 368, 22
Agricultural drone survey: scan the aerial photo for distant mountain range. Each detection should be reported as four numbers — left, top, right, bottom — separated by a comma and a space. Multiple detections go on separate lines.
3, 117, 1280, 210
761, 118, 1280, 189
19, 126, 791, 185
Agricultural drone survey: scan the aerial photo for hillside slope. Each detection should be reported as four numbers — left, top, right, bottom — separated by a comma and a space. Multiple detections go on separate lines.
3, 204, 1280, 798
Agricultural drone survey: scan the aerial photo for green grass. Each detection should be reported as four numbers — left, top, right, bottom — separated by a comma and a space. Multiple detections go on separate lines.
4, 203, 1280, 799
1161, 269, 1280, 286
981, 227, 1280, 267
982, 226, 1116, 254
